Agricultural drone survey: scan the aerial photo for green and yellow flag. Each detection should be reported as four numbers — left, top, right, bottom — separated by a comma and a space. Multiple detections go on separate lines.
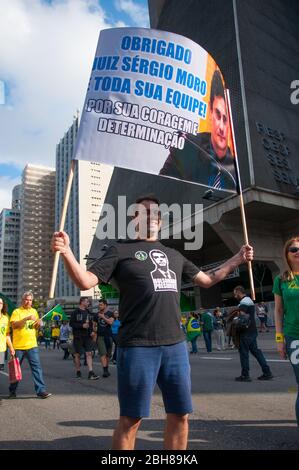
186, 316, 202, 342
42, 304, 68, 322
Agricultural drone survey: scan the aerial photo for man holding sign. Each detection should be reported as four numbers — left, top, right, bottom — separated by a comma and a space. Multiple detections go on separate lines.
51, 195, 253, 450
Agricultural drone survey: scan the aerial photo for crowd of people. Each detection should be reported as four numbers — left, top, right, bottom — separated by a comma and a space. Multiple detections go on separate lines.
31, 298, 121, 377
0, 195, 298, 450
183, 301, 272, 355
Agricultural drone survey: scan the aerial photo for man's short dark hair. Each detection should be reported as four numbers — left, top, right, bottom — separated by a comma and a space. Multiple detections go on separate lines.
135, 194, 160, 206
210, 69, 225, 109
234, 285, 246, 294
79, 296, 89, 303
99, 299, 108, 305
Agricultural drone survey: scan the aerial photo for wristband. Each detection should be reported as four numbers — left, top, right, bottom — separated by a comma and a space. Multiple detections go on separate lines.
275, 333, 284, 343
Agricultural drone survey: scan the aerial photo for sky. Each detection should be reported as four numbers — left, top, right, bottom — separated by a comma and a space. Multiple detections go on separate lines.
0, 0, 149, 209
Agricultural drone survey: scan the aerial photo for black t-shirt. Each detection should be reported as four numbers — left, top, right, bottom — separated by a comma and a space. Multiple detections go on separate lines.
70, 308, 93, 338
238, 296, 257, 335
88, 240, 200, 346
93, 310, 114, 337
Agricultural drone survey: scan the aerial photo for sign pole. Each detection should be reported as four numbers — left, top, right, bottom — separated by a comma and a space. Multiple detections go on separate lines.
49, 159, 76, 299
225, 89, 255, 300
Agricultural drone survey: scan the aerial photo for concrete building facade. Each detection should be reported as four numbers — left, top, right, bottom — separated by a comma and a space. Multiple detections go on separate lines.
55, 117, 113, 300
0, 186, 21, 303
17, 165, 56, 303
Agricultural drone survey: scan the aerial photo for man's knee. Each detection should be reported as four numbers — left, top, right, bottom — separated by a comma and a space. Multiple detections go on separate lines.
118, 416, 142, 432
167, 413, 189, 425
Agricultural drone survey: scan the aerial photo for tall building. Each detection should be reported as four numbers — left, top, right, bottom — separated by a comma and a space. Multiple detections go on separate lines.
12, 184, 21, 210
17, 165, 56, 303
89, 0, 299, 307
0, 185, 21, 303
55, 117, 113, 299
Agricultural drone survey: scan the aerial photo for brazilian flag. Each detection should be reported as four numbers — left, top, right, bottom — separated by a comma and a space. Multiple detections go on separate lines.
42, 304, 68, 322
0, 292, 16, 316
186, 317, 202, 342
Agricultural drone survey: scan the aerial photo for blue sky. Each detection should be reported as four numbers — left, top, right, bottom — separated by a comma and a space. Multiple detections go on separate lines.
0, 0, 149, 208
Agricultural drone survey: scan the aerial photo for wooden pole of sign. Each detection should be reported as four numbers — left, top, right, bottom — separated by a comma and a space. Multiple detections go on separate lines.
225, 89, 255, 300
48, 159, 76, 299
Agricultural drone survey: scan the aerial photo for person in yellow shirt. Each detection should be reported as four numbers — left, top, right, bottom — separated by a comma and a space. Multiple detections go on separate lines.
51, 323, 60, 350
0, 298, 14, 355
8, 291, 51, 399
0, 298, 15, 403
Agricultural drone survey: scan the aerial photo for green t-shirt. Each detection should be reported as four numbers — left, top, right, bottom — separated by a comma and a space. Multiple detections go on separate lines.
272, 275, 299, 338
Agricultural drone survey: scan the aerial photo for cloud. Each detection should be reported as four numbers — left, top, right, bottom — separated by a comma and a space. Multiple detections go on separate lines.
0, 81, 4, 105
115, 0, 149, 26
0, 176, 21, 209
0, 0, 121, 170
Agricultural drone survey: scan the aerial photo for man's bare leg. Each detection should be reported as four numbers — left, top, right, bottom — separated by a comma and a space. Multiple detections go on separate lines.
112, 416, 142, 450
100, 354, 108, 368
86, 351, 93, 372
74, 353, 80, 372
164, 413, 189, 450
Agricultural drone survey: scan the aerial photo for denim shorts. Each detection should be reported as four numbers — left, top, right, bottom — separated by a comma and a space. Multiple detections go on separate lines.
117, 341, 193, 418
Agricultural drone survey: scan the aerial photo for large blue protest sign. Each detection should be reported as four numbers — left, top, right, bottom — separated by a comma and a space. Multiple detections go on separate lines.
74, 28, 237, 191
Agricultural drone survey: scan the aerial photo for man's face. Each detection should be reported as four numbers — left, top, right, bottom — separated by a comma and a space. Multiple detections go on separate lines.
233, 290, 241, 301
22, 295, 33, 309
99, 302, 106, 312
210, 96, 229, 158
152, 252, 167, 267
81, 298, 89, 309
134, 200, 161, 239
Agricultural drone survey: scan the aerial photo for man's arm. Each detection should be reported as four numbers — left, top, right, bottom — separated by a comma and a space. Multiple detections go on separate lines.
33, 319, 42, 330
98, 313, 114, 326
193, 245, 253, 288
11, 314, 36, 329
51, 231, 100, 290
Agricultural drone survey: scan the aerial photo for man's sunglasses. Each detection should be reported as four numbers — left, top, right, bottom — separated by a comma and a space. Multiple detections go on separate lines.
288, 247, 299, 253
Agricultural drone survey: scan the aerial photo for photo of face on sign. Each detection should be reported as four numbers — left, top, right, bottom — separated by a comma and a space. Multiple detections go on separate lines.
159, 68, 237, 191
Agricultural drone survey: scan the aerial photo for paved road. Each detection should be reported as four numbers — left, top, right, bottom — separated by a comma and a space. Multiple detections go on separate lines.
0, 331, 298, 450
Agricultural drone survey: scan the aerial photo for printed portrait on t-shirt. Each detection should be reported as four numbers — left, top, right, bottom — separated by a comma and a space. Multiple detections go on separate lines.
149, 249, 178, 292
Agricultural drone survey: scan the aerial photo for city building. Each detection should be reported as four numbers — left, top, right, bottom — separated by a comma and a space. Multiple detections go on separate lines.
17, 164, 56, 303
55, 117, 113, 300
0, 185, 21, 304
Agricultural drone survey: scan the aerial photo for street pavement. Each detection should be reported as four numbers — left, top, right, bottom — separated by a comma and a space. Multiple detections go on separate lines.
0, 329, 298, 450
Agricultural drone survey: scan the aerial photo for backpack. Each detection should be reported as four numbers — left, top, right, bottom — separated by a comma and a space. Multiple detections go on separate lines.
203, 313, 214, 331
232, 310, 251, 331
